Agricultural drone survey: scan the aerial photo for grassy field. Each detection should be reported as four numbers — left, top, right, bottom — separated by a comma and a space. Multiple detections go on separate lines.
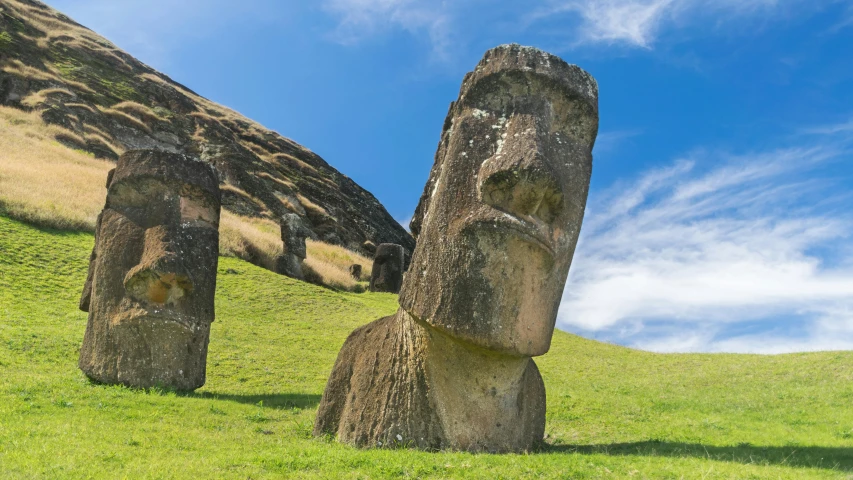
1, 212, 852, 479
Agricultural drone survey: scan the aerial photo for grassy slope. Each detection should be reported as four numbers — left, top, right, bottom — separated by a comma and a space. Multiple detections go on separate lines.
0, 213, 851, 479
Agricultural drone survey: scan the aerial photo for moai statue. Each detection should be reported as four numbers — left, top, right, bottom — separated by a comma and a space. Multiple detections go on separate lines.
368, 243, 404, 293
79, 149, 221, 391
276, 213, 311, 280
314, 44, 597, 452
349, 264, 362, 280
361, 240, 377, 258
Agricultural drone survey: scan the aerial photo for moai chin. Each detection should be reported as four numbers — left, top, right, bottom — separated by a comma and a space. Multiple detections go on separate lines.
78, 149, 221, 391
368, 243, 404, 293
277, 213, 311, 280
314, 44, 598, 453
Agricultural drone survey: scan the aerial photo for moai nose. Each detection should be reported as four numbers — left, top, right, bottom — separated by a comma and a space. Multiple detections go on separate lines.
124, 226, 193, 305
478, 140, 563, 225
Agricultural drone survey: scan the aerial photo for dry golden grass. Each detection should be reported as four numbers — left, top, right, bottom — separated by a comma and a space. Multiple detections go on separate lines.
305, 239, 372, 286
1, 59, 96, 95
219, 211, 372, 291
274, 153, 319, 175
100, 107, 152, 133
20, 88, 76, 108
258, 171, 296, 191
0, 106, 112, 230
219, 212, 282, 271
110, 101, 164, 123
275, 192, 304, 216
66, 102, 97, 114
297, 193, 329, 217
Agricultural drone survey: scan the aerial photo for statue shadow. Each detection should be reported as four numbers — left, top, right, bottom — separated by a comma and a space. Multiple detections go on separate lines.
187, 392, 321, 410
542, 441, 853, 471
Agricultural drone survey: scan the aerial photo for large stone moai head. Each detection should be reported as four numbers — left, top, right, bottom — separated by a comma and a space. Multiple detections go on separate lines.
78, 149, 221, 391
277, 213, 311, 279
369, 243, 404, 293
401, 44, 598, 357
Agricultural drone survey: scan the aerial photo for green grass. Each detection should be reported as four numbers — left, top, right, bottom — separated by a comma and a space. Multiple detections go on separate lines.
0, 212, 852, 479
0, 31, 13, 50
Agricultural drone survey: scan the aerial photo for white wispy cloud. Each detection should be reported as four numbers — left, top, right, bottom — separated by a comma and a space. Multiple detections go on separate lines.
321, 0, 454, 59
593, 129, 643, 154
802, 118, 853, 136
528, 0, 807, 48
530, 0, 676, 48
320, 0, 818, 54
558, 123, 853, 353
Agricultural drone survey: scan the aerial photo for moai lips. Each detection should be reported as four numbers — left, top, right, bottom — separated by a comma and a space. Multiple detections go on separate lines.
315, 44, 598, 452
78, 149, 221, 391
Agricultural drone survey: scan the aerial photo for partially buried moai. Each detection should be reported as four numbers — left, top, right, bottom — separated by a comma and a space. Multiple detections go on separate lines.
276, 213, 312, 280
79, 149, 221, 391
349, 264, 362, 280
314, 44, 597, 452
368, 243, 404, 293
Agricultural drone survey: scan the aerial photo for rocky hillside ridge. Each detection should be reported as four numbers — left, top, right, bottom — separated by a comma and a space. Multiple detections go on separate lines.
0, 0, 415, 254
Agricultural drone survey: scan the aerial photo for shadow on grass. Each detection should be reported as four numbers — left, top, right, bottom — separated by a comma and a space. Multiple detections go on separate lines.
189, 392, 321, 410
543, 441, 853, 471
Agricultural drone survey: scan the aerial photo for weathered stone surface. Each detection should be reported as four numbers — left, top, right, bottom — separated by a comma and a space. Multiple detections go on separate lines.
78, 149, 221, 391
349, 264, 362, 280
368, 243, 405, 293
315, 44, 597, 452
0, 1, 415, 256
276, 213, 312, 279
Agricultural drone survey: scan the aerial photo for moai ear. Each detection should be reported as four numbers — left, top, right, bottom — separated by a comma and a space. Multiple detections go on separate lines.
79, 211, 104, 312
105, 168, 116, 189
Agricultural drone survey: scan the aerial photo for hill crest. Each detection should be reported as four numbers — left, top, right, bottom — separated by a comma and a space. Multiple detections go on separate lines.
0, 0, 415, 255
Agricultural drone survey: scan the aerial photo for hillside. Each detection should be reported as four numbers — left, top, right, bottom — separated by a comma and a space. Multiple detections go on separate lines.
1, 213, 852, 478
0, 0, 415, 255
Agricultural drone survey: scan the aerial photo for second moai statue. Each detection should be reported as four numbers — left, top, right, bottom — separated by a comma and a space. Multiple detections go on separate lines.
315, 44, 598, 452
368, 243, 404, 293
78, 149, 221, 391
349, 264, 363, 280
276, 213, 312, 280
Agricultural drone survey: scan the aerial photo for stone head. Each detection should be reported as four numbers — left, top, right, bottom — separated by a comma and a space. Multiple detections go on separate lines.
79, 149, 221, 390
369, 243, 405, 293
281, 212, 309, 260
400, 44, 597, 357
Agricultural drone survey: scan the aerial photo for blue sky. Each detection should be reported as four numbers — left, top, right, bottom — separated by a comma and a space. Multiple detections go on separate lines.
47, 0, 853, 353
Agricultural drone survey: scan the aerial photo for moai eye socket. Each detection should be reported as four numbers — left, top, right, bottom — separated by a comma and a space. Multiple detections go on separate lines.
106, 178, 176, 228
180, 196, 218, 228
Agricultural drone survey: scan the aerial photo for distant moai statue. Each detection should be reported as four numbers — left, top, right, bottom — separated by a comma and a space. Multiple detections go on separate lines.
349, 264, 363, 280
368, 243, 404, 293
315, 44, 598, 452
276, 213, 312, 280
361, 240, 377, 257
79, 149, 221, 391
